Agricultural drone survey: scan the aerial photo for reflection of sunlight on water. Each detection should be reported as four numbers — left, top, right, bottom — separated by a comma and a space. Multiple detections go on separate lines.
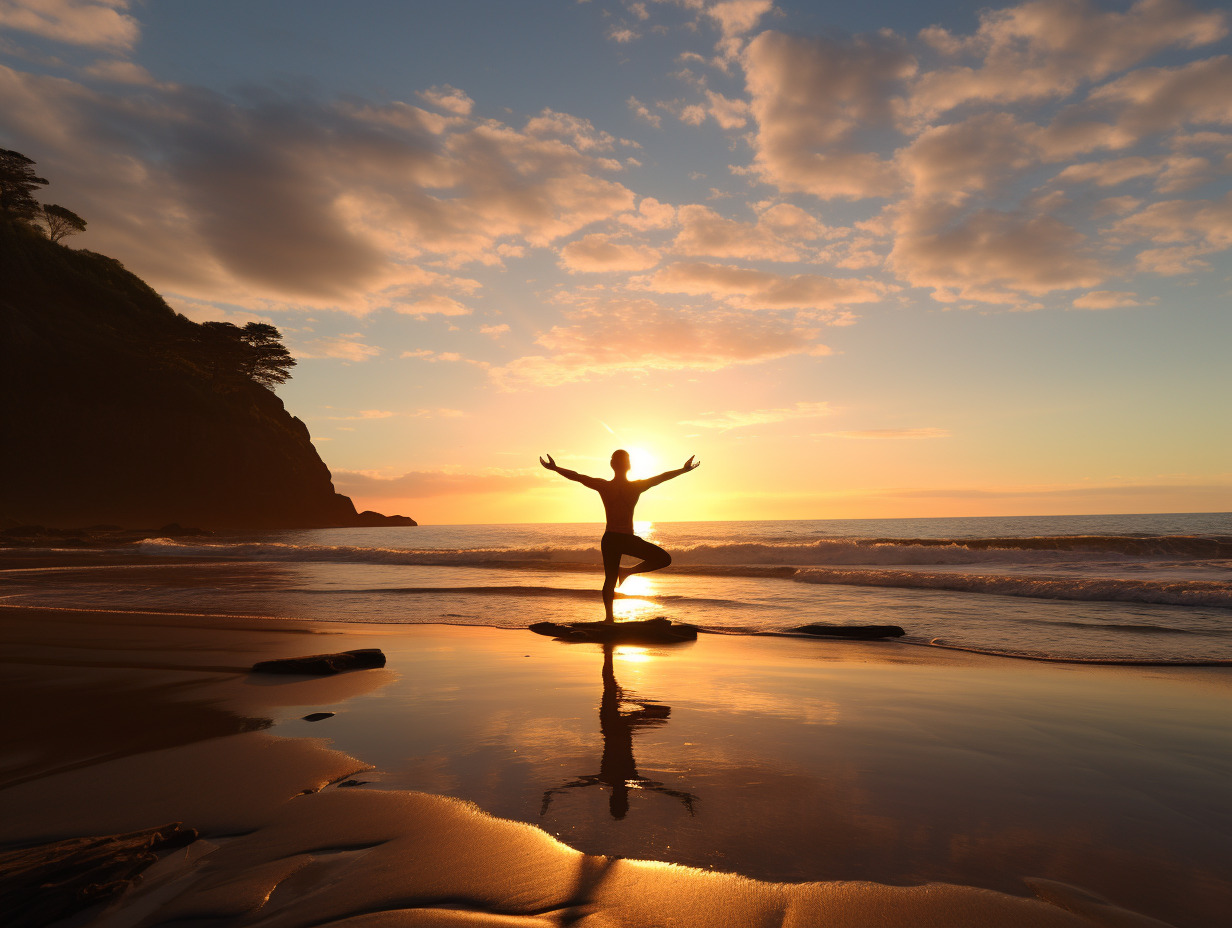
614, 645, 654, 664
634, 520, 654, 539
617, 574, 658, 620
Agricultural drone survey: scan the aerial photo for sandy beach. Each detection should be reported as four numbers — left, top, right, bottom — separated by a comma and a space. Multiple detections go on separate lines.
2, 598, 1229, 928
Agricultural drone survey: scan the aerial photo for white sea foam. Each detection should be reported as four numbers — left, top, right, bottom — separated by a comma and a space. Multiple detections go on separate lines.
790, 567, 1232, 608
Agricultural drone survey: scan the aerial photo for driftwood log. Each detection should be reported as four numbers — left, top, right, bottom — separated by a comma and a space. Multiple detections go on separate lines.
251, 648, 387, 675
0, 822, 197, 928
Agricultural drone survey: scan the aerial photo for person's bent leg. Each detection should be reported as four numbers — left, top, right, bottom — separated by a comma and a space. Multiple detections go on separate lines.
617, 535, 671, 584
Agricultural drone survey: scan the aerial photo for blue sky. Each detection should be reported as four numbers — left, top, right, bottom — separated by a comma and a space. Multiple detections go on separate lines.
2, 0, 1228, 522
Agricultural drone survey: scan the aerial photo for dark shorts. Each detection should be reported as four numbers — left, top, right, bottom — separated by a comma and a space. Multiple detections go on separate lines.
601, 531, 669, 578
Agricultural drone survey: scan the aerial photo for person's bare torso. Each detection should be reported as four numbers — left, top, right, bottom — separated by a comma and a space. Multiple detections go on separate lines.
595, 478, 649, 534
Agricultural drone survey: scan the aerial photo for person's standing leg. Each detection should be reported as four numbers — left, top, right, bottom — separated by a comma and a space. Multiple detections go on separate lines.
601, 532, 622, 622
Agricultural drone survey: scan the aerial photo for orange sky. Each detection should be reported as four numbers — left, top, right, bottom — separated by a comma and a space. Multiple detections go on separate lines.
2, 0, 1229, 523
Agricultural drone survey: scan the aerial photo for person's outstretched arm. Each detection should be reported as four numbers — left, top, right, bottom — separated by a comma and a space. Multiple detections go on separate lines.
540, 454, 603, 488
642, 456, 700, 488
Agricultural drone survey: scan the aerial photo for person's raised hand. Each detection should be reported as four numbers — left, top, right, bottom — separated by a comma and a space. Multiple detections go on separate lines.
540, 453, 557, 471
683, 455, 700, 471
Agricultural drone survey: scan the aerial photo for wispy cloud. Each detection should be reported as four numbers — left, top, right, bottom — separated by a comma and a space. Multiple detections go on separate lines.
823, 428, 951, 439
417, 84, 474, 115
333, 468, 540, 498
313, 409, 397, 421
491, 298, 827, 388
681, 401, 832, 430
1071, 290, 1144, 309
295, 335, 381, 361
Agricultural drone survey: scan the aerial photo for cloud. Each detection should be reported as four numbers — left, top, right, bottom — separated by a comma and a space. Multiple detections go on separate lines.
908, 0, 1228, 119
704, 89, 752, 129
333, 469, 541, 499
81, 58, 159, 85
681, 401, 831, 430
741, 30, 915, 199
491, 299, 828, 388
879, 480, 1231, 500
1085, 54, 1232, 138
1052, 153, 1219, 196
0, 0, 140, 51
417, 84, 474, 116
522, 108, 623, 152
1114, 191, 1232, 273
0, 65, 637, 312
479, 323, 510, 336
627, 95, 662, 128
707, 0, 774, 39
401, 349, 466, 362
394, 294, 472, 316
619, 197, 676, 230
296, 335, 381, 361
897, 113, 1041, 200
823, 428, 951, 439
166, 296, 273, 326
558, 233, 662, 272
888, 200, 1107, 302
1071, 290, 1144, 309
314, 409, 397, 421
671, 203, 808, 261
641, 261, 887, 312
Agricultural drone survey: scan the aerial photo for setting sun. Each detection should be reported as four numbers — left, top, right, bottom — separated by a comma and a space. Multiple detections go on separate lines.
624, 448, 662, 480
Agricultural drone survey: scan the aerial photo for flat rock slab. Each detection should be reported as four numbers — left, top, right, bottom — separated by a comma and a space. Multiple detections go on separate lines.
529, 617, 698, 644
790, 624, 906, 639
251, 649, 386, 675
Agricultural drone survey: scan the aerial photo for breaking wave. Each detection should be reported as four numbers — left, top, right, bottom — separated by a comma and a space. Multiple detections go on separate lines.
137, 533, 1232, 566
134, 536, 1232, 608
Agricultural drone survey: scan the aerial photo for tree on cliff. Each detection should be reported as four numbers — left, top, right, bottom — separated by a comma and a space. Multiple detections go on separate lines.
197, 321, 297, 388
41, 204, 87, 242
238, 322, 297, 387
0, 149, 49, 221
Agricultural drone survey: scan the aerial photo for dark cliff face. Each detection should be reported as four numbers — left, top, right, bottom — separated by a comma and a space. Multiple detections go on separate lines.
0, 221, 414, 530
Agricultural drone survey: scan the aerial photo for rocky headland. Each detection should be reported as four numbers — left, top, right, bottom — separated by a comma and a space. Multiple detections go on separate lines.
0, 220, 414, 531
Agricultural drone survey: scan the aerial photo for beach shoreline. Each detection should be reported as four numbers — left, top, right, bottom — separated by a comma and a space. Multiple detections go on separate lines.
2, 599, 1229, 926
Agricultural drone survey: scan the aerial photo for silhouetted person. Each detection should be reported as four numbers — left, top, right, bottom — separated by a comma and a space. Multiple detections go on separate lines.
541, 643, 697, 820
540, 449, 698, 622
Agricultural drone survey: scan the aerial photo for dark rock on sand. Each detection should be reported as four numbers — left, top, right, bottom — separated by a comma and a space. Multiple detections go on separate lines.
251, 649, 387, 675
302, 712, 336, 722
529, 617, 698, 644
791, 623, 906, 639
0, 822, 196, 928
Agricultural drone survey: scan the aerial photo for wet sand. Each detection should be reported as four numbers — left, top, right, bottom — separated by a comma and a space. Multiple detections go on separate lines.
1, 603, 1229, 927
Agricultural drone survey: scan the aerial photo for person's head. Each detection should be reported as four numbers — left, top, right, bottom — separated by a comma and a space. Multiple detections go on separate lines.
610, 449, 630, 475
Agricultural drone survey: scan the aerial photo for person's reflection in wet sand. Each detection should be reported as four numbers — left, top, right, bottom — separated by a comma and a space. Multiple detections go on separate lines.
542, 643, 698, 820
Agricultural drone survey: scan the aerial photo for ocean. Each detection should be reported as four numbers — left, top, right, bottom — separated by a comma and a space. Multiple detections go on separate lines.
6, 512, 1231, 664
